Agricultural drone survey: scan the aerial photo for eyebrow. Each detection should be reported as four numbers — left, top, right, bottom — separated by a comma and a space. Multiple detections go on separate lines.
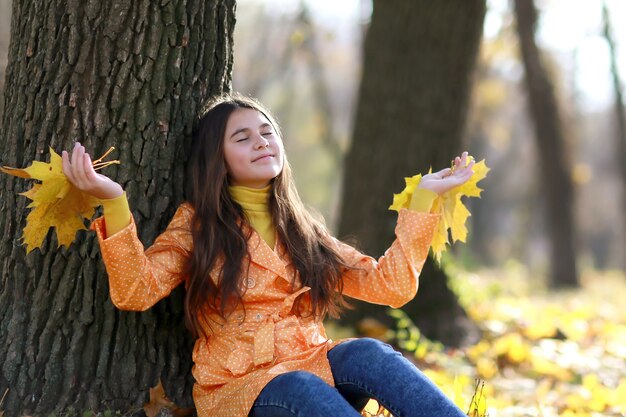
229, 123, 273, 139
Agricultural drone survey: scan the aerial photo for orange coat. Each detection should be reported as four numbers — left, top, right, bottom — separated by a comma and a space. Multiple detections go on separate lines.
91, 204, 440, 417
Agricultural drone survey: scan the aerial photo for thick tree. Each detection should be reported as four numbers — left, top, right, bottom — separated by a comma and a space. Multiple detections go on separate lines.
514, 0, 579, 287
338, 0, 486, 347
0, 0, 11, 118
0, 0, 235, 414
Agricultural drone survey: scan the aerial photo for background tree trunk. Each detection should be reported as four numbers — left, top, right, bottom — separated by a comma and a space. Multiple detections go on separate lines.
0, 0, 235, 415
514, 0, 579, 288
601, 2, 626, 272
337, 0, 486, 347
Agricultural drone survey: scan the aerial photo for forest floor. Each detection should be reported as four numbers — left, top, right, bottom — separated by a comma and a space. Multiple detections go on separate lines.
8, 262, 620, 417
331, 263, 626, 417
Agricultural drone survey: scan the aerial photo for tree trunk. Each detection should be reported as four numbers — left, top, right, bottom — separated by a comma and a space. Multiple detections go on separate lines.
514, 0, 579, 288
602, 2, 626, 272
0, 0, 235, 415
0, 0, 11, 119
337, 0, 485, 347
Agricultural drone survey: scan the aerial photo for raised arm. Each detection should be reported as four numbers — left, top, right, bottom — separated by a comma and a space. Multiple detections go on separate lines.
335, 151, 475, 307
334, 209, 440, 308
90, 204, 192, 311
63, 142, 191, 311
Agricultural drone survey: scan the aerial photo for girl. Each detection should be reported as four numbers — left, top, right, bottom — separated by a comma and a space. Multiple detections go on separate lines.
62, 94, 475, 417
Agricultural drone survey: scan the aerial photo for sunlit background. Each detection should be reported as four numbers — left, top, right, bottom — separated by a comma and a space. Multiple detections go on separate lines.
224, 0, 626, 275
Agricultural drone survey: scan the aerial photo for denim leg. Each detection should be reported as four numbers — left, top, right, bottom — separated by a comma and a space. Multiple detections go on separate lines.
328, 338, 467, 417
249, 371, 363, 417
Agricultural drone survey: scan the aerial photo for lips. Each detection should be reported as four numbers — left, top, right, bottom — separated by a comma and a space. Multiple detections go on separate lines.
252, 154, 274, 162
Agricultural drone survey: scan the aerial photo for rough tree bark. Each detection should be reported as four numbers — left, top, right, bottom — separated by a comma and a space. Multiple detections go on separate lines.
337, 0, 485, 347
0, 0, 11, 119
0, 0, 235, 414
602, 2, 626, 271
514, 0, 579, 287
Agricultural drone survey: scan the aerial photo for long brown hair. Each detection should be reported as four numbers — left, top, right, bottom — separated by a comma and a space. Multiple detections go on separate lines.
184, 94, 349, 337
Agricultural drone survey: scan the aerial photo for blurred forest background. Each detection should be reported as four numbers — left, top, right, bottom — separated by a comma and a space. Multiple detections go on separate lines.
227, 0, 626, 277
1, 0, 625, 280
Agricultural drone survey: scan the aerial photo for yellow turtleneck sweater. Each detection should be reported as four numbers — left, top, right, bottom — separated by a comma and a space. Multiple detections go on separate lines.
228, 185, 275, 249
99, 184, 436, 244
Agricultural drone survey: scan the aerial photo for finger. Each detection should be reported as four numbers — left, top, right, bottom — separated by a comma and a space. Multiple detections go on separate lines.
460, 152, 468, 167
461, 159, 475, 174
458, 168, 474, 182
434, 167, 452, 178
83, 153, 97, 181
73, 144, 87, 183
62, 150, 75, 182
70, 142, 80, 169
68, 144, 87, 187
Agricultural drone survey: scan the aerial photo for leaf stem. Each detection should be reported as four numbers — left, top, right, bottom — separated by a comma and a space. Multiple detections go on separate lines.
92, 146, 116, 165
91, 147, 120, 171
0, 388, 8, 408
93, 160, 121, 171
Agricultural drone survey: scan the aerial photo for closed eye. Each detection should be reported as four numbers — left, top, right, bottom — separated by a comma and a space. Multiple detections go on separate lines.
236, 137, 248, 142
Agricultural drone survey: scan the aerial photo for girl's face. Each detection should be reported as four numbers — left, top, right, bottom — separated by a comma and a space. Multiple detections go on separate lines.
223, 108, 284, 188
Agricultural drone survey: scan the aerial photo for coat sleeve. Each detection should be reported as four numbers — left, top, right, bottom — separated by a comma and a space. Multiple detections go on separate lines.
334, 209, 440, 308
90, 203, 194, 311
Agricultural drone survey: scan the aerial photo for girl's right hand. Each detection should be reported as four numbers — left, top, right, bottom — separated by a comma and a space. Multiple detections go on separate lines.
62, 142, 124, 200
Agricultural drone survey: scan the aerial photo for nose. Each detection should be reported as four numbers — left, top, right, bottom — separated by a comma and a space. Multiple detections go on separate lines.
254, 134, 269, 149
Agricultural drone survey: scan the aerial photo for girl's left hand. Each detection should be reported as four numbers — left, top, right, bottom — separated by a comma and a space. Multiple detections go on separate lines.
418, 151, 475, 195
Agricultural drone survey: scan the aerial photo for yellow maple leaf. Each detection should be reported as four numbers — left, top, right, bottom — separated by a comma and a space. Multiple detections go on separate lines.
1, 147, 118, 253
432, 158, 489, 261
453, 159, 489, 197
389, 157, 489, 262
389, 174, 423, 211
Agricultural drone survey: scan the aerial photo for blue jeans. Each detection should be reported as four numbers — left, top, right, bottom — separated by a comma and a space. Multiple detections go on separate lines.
249, 338, 466, 417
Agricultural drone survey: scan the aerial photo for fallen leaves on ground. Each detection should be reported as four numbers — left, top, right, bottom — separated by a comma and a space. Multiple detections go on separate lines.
423, 265, 626, 416
343, 265, 626, 416
1, 147, 119, 253
143, 380, 194, 417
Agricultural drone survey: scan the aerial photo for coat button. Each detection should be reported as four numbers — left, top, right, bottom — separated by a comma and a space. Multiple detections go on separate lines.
245, 278, 256, 288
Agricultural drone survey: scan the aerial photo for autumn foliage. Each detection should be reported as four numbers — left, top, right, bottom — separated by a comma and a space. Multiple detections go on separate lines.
1, 148, 118, 253
389, 157, 490, 262
350, 267, 626, 417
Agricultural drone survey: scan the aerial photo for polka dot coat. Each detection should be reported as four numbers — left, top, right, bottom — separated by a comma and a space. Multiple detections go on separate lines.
91, 203, 440, 417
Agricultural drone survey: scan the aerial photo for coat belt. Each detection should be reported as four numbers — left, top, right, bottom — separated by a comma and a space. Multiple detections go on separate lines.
253, 286, 312, 366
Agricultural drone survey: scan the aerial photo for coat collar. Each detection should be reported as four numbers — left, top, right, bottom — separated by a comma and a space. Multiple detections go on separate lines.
246, 227, 292, 284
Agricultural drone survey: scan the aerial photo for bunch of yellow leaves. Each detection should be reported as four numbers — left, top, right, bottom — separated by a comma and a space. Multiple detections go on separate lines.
1, 147, 119, 253
389, 157, 489, 262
